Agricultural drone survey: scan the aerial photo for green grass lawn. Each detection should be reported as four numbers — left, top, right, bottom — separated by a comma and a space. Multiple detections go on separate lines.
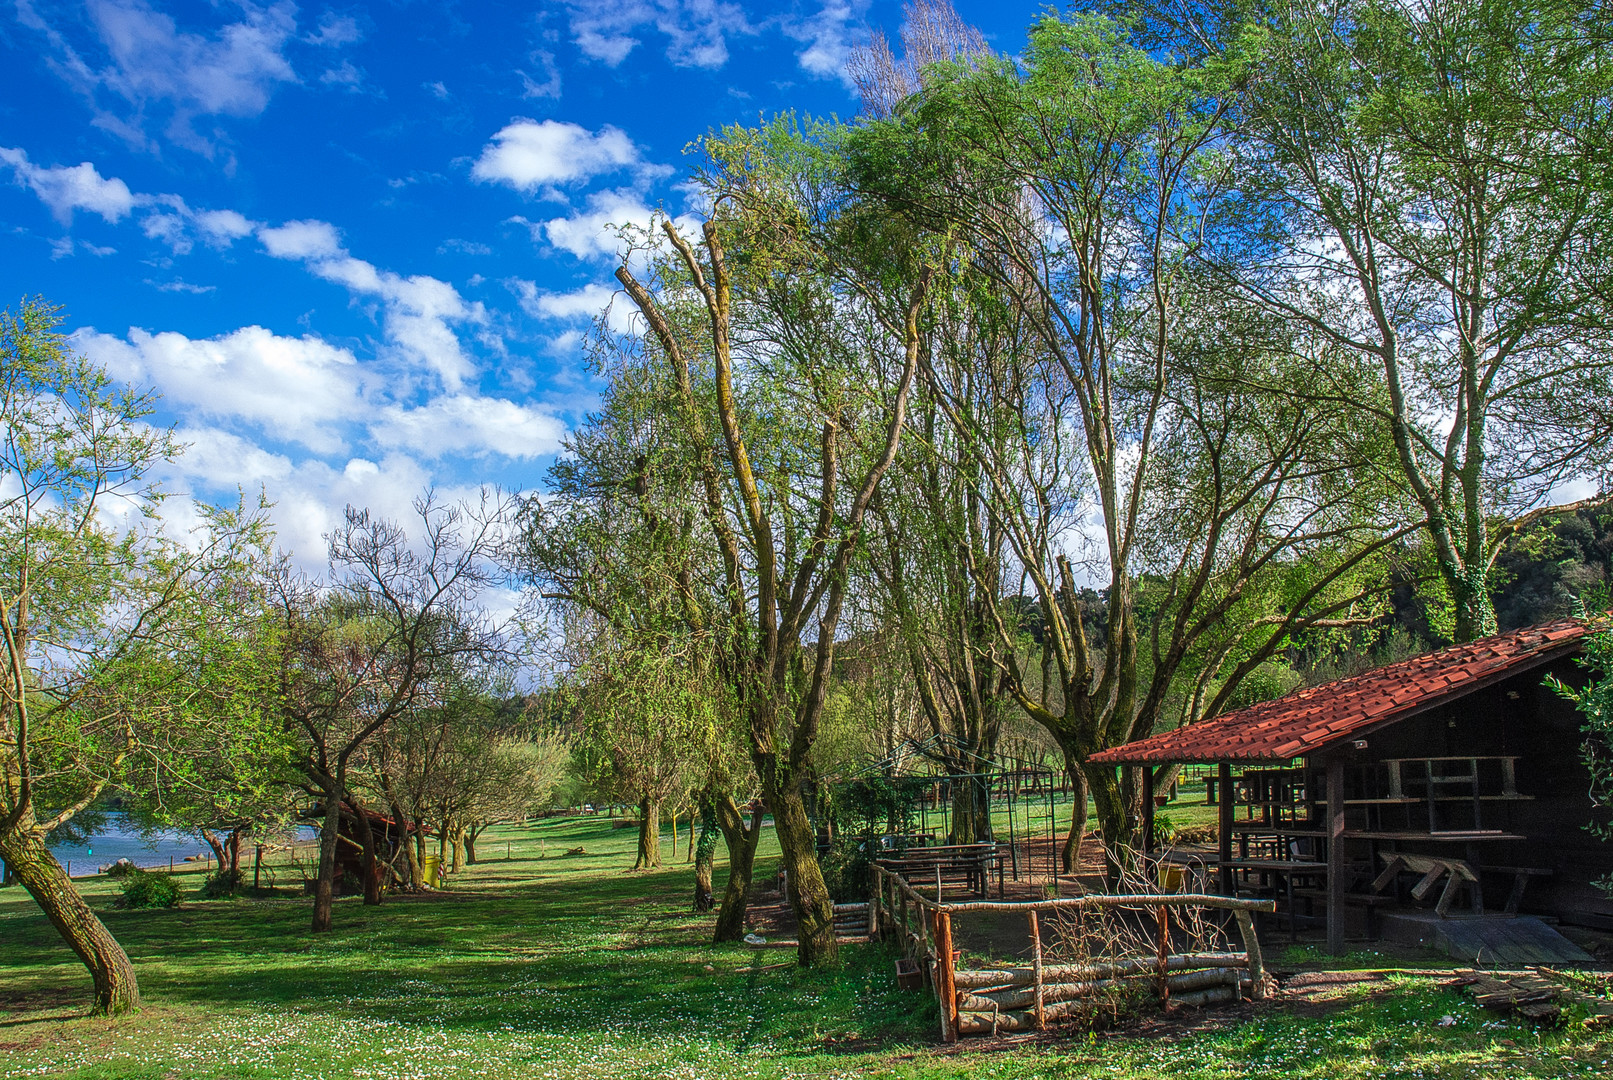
2, 814, 1610, 1079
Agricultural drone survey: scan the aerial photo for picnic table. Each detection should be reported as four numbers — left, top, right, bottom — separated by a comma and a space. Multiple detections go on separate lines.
875, 842, 1003, 899
1372, 852, 1479, 916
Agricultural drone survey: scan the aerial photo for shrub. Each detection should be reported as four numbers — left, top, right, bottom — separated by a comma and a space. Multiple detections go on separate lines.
101, 859, 138, 878
199, 869, 244, 899
1151, 811, 1177, 845
817, 839, 872, 904
119, 869, 182, 908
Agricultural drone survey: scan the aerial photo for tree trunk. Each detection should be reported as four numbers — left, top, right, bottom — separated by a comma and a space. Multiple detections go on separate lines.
0, 823, 139, 1015
1450, 563, 1498, 643
312, 783, 343, 932
693, 801, 717, 911
1082, 761, 1135, 882
463, 826, 480, 865
349, 804, 382, 907
948, 769, 994, 846
227, 828, 243, 879
768, 784, 838, 967
634, 797, 661, 870
713, 796, 762, 941
201, 828, 225, 868
449, 823, 465, 875
1062, 761, 1088, 875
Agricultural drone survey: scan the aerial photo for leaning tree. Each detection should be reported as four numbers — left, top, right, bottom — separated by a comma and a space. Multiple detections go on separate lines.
0, 298, 276, 1014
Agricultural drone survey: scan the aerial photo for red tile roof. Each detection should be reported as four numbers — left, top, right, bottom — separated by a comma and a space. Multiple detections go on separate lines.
1088, 618, 1595, 765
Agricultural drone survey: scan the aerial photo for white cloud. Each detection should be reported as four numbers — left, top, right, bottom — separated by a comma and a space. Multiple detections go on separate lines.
565, 0, 755, 69
471, 120, 655, 193
0, 146, 135, 223
514, 280, 636, 334
82, 324, 366, 455
306, 13, 362, 48
258, 218, 344, 259
195, 208, 255, 241
255, 220, 486, 390
533, 187, 655, 260
526, 190, 702, 264
0, 146, 264, 251
172, 425, 295, 488
319, 60, 367, 89
524, 282, 617, 320
85, 0, 299, 148
785, 1, 866, 88
14, 0, 362, 153
370, 395, 566, 460
519, 50, 562, 99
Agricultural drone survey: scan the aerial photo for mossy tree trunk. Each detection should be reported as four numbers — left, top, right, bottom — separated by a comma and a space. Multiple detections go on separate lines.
768, 784, 838, 967
712, 795, 762, 941
634, 797, 661, 870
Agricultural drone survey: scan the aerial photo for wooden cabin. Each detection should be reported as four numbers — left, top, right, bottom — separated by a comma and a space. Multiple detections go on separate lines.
1089, 618, 1613, 959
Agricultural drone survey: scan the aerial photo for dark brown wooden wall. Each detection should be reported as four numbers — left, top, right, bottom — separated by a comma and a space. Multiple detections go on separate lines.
1311, 655, 1613, 929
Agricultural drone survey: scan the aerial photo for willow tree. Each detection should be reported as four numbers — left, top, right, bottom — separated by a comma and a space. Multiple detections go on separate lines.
848, 13, 1406, 867
1179, 0, 1613, 641
0, 298, 275, 1014
613, 126, 932, 964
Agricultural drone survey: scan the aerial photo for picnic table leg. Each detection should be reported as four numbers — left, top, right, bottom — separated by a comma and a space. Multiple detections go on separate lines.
1435, 869, 1463, 918
1504, 871, 1528, 915
1411, 864, 1446, 902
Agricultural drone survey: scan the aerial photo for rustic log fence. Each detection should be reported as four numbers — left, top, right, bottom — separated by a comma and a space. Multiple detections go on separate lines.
870, 864, 1276, 1041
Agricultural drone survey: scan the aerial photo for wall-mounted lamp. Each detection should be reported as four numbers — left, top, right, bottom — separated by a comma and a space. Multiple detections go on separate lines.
1352, 739, 1369, 750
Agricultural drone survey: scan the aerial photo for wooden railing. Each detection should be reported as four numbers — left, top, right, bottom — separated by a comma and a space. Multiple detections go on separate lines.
870, 864, 1276, 1041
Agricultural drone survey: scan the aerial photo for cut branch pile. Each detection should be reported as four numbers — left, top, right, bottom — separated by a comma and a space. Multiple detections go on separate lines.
870, 862, 1275, 1040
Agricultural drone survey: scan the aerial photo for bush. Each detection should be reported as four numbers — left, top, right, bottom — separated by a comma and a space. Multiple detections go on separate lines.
1151, 811, 1177, 845
199, 868, 244, 899
817, 839, 872, 905
118, 869, 181, 908
101, 859, 138, 878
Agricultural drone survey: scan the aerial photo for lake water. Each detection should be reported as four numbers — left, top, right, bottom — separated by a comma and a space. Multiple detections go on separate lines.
46, 819, 215, 877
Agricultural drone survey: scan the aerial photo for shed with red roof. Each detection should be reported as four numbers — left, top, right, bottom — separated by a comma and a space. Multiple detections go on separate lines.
1090, 618, 1612, 954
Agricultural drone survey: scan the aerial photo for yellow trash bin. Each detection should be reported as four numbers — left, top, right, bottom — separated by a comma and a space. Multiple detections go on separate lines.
420, 855, 442, 886
1157, 863, 1186, 893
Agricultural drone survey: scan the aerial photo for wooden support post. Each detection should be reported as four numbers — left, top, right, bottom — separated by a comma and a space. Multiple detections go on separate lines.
1233, 908, 1266, 999
869, 866, 881, 941
1327, 756, 1346, 956
1028, 910, 1046, 1031
934, 910, 958, 1044
1217, 762, 1234, 896
1156, 905, 1170, 1006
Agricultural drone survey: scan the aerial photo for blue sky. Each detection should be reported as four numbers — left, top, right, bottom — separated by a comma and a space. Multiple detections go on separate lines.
0, 0, 1026, 564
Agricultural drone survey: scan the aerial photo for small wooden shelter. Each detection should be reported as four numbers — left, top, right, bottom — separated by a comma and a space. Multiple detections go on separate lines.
1089, 618, 1613, 955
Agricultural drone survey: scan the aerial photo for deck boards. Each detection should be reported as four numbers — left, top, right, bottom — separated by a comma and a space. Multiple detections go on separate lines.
1381, 912, 1593, 966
